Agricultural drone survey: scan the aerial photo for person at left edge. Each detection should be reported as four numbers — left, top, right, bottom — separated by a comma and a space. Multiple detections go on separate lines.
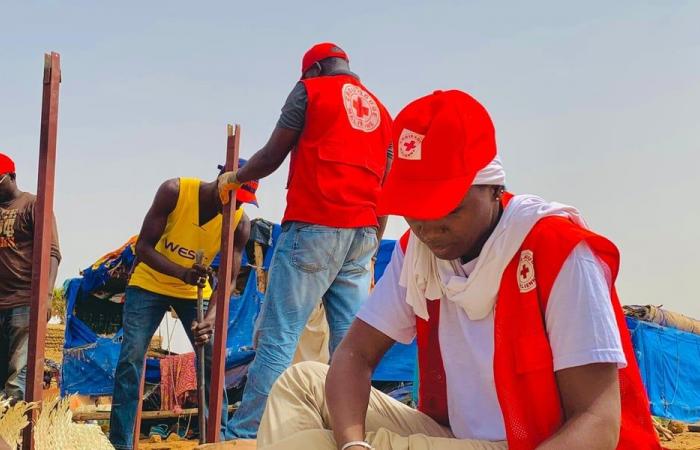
108, 161, 257, 450
0, 153, 61, 403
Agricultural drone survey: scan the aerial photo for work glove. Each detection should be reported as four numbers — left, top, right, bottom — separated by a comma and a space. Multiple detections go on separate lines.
217, 171, 242, 205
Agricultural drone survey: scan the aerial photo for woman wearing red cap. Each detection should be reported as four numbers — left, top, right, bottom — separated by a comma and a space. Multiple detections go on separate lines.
254, 91, 660, 450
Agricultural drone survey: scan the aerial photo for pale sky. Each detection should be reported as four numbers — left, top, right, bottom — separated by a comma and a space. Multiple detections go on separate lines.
2, 1, 699, 317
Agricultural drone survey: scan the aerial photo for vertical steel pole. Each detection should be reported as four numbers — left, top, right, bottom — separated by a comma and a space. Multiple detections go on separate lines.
24, 51, 61, 450
205, 124, 240, 442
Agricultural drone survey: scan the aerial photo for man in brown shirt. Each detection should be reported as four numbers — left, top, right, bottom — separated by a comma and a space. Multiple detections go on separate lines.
0, 153, 60, 401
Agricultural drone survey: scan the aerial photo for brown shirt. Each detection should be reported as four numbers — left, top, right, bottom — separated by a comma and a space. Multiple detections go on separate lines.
0, 192, 61, 309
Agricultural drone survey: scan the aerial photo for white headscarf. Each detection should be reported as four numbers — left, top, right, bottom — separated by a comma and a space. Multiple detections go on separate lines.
398, 157, 587, 320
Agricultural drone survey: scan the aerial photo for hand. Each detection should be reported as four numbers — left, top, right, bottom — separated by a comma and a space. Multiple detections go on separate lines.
191, 318, 214, 346
217, 171, 242, 205
180, 263, 211, 287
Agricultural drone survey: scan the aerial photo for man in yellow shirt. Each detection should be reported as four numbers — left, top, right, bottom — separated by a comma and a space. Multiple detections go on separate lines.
109, 162, 256, 449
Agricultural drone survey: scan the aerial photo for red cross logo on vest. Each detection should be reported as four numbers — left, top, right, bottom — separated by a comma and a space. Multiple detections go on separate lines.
518, 249, 536, 293
342, 83, 380, 132
353, 97, 369, 118
397, 128, 425, 160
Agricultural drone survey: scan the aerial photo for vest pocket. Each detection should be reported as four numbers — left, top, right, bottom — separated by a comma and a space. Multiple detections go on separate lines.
317, 142, 385, 177
315, 144, 384, 208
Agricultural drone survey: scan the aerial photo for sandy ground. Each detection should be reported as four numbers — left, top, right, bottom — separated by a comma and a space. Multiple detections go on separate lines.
661, 433, 700, 450
135, 435, 700, 449
138, 438, 257, 449
137, 433, 700, 450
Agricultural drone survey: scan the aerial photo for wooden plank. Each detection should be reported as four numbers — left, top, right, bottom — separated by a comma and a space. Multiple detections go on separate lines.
73, 406, 236, 422
253, 242, 266, 293
132, 362, 148, 449
195, 250, 206, 444
23, 51, 61, 450
206, 124, 240, 443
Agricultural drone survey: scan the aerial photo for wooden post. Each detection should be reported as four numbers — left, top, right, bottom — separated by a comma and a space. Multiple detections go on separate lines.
206, 124, 240, 443
195, 250, 207, 443
23, 52, 61, 450
254, 242, 266, 293
131, 363, 147, 450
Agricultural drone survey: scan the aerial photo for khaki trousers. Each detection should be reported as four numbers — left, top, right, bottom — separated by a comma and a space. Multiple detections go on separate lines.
293, 302, 330, 365
257, 361, 507, 450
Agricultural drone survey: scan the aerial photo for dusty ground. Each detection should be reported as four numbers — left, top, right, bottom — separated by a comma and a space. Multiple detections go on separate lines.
662, 432, 700, 450
138, 437, 256, 449
137, 433, 700, 450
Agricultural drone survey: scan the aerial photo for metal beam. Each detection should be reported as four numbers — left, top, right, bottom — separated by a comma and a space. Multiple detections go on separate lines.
23, 51, 61, 450
206, 124, 240, 442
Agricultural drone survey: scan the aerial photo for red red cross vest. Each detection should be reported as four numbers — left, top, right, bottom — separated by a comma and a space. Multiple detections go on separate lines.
401, 195, 660, 449
282, 75, 392, 228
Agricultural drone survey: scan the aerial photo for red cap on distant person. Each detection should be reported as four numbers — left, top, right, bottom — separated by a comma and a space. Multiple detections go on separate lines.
0, 153, 15, 175
218, 159, 259, 207
377, 90, 497, 220
301, 42, 349, 75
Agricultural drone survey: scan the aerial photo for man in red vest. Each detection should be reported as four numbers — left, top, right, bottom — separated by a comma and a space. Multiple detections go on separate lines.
254, 91, 660, 450
221, 42, 393, 438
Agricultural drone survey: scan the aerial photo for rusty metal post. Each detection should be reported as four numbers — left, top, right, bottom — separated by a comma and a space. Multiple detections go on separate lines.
23, 52, 61, 450
205, 124, 240, 442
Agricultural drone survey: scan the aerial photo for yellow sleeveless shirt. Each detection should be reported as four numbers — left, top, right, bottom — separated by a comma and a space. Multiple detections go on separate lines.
129, 177, 244, 300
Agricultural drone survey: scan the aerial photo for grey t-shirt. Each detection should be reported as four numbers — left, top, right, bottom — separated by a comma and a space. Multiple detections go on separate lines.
276, 70, 393, 159
276, 69, 360, 131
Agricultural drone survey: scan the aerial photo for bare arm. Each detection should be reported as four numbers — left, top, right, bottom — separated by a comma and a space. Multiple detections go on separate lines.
48, 213, 61, 291
236, 127, 300, 183
326, 319, 396, 449
134, 179, 196, 281
47, 256, 59, 320
193, 213, 251, 345
536, 363, 621, 450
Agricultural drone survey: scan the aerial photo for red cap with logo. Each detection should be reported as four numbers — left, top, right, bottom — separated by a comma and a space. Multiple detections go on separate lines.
301, 42, 349, 76
377, 90, 497, 220
0, 153, 15, 175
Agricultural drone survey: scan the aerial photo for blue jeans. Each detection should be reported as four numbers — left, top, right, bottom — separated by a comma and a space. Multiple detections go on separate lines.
109, 287, 229, 449
227, 222, 377, 438
0, 306, 30, 401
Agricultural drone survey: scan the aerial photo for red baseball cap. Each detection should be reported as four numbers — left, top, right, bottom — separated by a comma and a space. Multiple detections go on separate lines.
237, 179, 259, 207
301, 42, 349, 76
0, 153, 15, 175
218, 158, 259, 207
377, 90, 497, 220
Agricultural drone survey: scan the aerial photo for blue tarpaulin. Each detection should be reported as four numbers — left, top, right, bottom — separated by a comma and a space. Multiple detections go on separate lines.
372, 239, 416, 382
62, 229, 416, 396
61, 277, 161, 395
224, 270, 264, 368
61, 272, 266, 396
627, 316, 700, 422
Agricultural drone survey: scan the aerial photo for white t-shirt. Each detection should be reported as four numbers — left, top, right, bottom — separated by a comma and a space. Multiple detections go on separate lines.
357, 241, 626, 441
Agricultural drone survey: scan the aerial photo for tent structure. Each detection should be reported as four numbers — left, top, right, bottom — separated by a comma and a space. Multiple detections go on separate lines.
61, 221, 416, 398
627, 316, 700, 423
